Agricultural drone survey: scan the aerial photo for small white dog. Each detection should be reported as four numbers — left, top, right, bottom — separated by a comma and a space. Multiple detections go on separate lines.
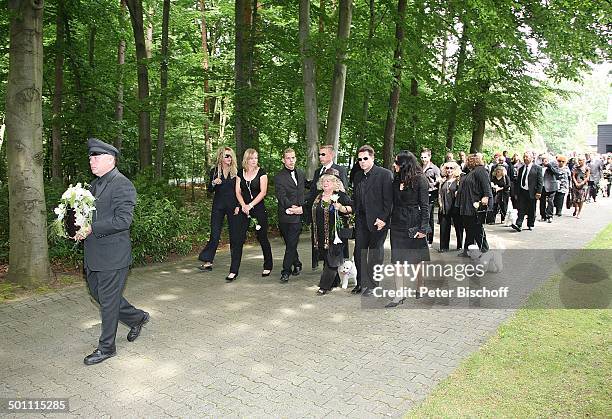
504, 199, 518, 227
338, 259, 357, 289
467, 244, 503, 273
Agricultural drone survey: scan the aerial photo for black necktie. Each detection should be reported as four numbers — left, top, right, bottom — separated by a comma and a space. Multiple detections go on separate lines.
522, 166, 528, 187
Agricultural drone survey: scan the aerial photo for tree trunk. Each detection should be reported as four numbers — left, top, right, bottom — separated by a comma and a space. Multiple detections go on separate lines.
115, 0, 126, 151
469, 81, 489, 153
234, 0, 253, 159
325, 0, 352, 151
126, 0, 153, 169
6, 0, 51, 287
382, 0, 407, 169
358, 0, 375, 144
51, 0, 65, 182
155, 0, 170, 178
299, 0, 320, 180
63, 13, 89, 137
319, 0, 324, 34
145, 6, 153, 59
445, 18, 468, 151
200, 0, 212, 174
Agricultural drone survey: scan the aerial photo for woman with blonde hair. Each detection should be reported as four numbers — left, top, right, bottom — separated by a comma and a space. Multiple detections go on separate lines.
438, 161, 463, 252
198, 147, 239, 271
311, 169, 353, 295
228, 148, 273, 281
487, 165, 511, 224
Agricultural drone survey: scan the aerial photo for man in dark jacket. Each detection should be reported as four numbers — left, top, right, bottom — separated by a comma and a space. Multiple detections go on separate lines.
77, 138, 149, 365
511, 151, 543, 232
274, 148, 305, 282
352, 145, 393, 296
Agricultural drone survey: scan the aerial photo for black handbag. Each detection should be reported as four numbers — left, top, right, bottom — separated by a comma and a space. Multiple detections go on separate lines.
338, 226, 354, 240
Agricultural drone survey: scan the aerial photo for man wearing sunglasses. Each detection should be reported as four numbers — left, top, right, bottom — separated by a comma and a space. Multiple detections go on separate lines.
352, 145, 393, 296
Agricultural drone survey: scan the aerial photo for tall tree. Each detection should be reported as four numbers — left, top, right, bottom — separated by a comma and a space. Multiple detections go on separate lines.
155, 0, 170, 177
382, 0, 407, 169
358, 0, 375, 144
6, 0, 51, 286
126, 0, 153, 169
114, 0, 127, 151
51, 0, 65, 182
234, 0, 254, 158
445, 16, 468, 151
200, 0, 212, 173
299, 0, 320, 179
325, 0, 352, 151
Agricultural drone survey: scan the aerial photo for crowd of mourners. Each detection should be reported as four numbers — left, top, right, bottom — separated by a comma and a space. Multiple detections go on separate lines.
196, 144, 612, 303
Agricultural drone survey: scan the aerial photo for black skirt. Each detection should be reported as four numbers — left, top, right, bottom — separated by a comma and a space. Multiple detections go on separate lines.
390, 229, 430, 264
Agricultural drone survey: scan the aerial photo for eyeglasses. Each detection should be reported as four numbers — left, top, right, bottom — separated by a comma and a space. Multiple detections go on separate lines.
420, 156, 428, 160
357, 157, 369, 162
224, 154, 232, 159
319, 153, 326, 157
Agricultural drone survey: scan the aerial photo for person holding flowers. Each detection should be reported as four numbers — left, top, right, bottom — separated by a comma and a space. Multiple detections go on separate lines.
311, 169, 353, 295
75, 138, 149, 365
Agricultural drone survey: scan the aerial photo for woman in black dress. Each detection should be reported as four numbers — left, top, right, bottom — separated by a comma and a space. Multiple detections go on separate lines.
438, 161, 463, 252
198, 147, 240, 271
456, 154, 493, 255
228, 148, 273, 281
312, 169, 353, 295
387, 151, 431, 307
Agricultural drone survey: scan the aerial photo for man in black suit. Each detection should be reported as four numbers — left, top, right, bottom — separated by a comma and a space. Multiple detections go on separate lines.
511, 151, 543, 232
306, 144, 349, 266
274, 148, 305, 282
76, 138, 149, 365
352, 145, 393, 296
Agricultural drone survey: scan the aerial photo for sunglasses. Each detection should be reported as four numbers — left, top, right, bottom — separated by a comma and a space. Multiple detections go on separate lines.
319, 153, 326, 157
394, 160, 399, 165
224, 154, 232, 158
357, 157, 370, 162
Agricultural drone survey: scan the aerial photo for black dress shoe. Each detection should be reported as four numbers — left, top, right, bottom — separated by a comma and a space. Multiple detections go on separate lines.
292, 265, 302, 276
261, 270, 271, 277
437, 248, 449, 253
547, 218, 552, 223
510, 224, 522, 232
316, 289, 329, 296
127, 312, 150, 342
226, 273, 238, 282
350, 285, 362, 294
84, 348, 116, 365
198, 264, 213, 271
457, 251, 470, 258
280, 273, 290, 283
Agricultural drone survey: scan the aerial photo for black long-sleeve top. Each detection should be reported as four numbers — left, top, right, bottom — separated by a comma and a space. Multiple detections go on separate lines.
208, 167, 238, 210
390, 175, 430, 235
456, 165, 493, 216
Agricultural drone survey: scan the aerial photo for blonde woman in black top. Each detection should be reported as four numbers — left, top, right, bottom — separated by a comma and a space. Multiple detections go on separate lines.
198, 147, 239, 272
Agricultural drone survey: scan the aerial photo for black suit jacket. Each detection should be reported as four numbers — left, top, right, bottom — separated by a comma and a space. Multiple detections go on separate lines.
274, 167, 305, 224
516, 164, 543, 199
84, 167, 136, 271
353, 165, 394, 232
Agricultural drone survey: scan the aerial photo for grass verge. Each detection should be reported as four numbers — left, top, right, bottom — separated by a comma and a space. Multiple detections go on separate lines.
407, 222, 612, 418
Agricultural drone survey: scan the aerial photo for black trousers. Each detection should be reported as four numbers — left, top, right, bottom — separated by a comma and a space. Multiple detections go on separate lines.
318, 258, 338, 291
517, 188, 536, 228
439, 210, 463, 250
553, 192, 566, 216
539, 190, 556, 220
486, 192, 509, 224
199, 205, 240, 263
230, 205, 273, 274
427, 190, 438, 244
588, 181, 598, 200
462, 215, 489, 252
86, 267, 145, 353
354, 220, 388, 290
279, 222, 302, 275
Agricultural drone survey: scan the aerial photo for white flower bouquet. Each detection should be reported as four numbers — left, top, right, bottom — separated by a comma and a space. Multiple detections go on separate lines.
52, 183, 96, 239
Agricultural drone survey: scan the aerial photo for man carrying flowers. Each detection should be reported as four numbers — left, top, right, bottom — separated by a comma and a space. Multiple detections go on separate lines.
76, 138, 149, 365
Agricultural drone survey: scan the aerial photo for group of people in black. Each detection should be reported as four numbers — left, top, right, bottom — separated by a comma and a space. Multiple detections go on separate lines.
196, 144, 612, 303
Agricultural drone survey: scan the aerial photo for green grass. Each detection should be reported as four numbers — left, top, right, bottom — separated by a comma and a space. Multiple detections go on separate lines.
408, 223, 612, 418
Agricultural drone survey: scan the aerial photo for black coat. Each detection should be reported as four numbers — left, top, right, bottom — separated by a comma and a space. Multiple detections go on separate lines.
352, 165, 394, 232
274, 167, 305, 224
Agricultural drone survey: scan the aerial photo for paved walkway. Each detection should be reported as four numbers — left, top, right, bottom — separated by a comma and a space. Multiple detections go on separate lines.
1, 198, 610, 417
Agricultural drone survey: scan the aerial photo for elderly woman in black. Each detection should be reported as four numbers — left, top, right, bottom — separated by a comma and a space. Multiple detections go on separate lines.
438, 161, 463, 253
387, 151, 430, 307
312, 169, 353, 295
456, 153, 493, 255
198, 147, 239, 271
486, 165, 511, 224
